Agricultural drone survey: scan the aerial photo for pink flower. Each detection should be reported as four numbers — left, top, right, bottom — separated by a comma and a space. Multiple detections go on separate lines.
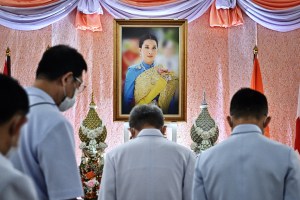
157, 67, 169, 74
85, 178, 98, 188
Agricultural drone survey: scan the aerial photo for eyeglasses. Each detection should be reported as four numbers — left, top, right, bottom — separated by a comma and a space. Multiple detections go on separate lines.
74, 77, 86, 93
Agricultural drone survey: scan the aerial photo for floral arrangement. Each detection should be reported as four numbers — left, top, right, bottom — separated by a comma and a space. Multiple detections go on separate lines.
79, 158, 102, 199
78, 94, 107, 200
190, 124, 218, 154
190, 92, 219, 154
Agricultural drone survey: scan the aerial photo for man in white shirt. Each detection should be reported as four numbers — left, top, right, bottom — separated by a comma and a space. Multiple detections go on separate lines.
10, 45, 87, 200
0, 74, 37, 200
192, 88, 300, 200
99, 104, 196, 200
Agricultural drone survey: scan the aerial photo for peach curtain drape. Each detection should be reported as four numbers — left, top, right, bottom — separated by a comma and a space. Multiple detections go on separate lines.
210, 2, 244, 28
75, 11, 102, 32
252, 0, 300, 10
0, 0, 58, 7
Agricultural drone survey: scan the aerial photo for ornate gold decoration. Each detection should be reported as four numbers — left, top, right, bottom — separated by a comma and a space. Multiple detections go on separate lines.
190, 92, 219, 154
79, 93, 107, 200
134, 64, 178, 113
79, 93, 107, 144
253, 45, 258, 58
5, 47, 10, 56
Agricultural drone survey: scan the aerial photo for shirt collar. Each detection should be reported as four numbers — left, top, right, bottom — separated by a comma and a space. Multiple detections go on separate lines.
137, 129, 164, 138
26, 86, 56, 105
141, 61, 154, 69
231, 124, 263, 136
0, 153, 12, 168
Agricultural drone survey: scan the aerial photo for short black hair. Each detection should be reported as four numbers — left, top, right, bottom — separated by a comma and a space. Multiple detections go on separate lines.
230, 88, 268, 119
36, 45, 87, 80
129, 104, 164, 131
139, 34, 158, 48
0, 74, 29, 125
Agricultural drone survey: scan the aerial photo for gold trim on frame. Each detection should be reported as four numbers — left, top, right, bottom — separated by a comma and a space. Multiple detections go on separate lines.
113, 19, 187, 122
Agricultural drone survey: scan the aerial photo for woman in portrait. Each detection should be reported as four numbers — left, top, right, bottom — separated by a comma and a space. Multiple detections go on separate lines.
123, 33, 178, 114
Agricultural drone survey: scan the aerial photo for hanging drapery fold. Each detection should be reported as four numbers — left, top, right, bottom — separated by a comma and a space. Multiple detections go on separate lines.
210, 1, 244, 28
0, 0, 79, 30
0, 0, 59, 7
99, 0, 214, 22
252, 0, 300, 10
75, 11, 102, 32
75, 0, 103, 32
237, 0, 300, 32
77, 0, 103, 14
0, 0, 299, 32
119, 0, 180, 7
216, 0, 237, 9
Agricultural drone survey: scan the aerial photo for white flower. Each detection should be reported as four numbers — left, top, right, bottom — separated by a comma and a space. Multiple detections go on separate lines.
99, 157, 105, 165
79, 142, 86, 149
89, 139, 97, 146
98, 142, 108, 149
190, 142, 198, 151
81, 124, 104, 139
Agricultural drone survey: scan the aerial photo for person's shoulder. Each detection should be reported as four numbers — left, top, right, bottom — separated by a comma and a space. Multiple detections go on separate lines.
262, 136, 293, 152
27, 88, 61, 119
106, 141, 132, 155
0, 159, 30, 185
128, 63, 143, 72
0, 157, 15, 181
105, 139, 141, 161
29, 106, 70, 129
0, 165, 37, 200
27, 107, 72, 143
163, 140, 195, 156
9, 169, 33, 184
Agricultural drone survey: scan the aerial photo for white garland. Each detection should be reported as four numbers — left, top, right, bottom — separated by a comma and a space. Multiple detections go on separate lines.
193, 123, 217, 140
79, 124, 108, 154
80, 123, 104, 140
79, 141, 107, 150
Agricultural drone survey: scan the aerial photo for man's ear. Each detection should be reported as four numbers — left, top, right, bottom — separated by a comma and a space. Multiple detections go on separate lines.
9, 115, 27, 146
160, 125, 167, 136
60, 72, 73, 86
226, 116, 233, 128
263, 116, 271, 128
128, 128, 137, 139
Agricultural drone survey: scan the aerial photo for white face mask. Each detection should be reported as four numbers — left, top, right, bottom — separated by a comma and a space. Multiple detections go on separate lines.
58, 87, 78, 112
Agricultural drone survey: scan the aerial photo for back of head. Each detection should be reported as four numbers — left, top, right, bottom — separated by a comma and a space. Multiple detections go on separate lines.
0, 74, 29, 125
129, 104, 164, 131
230, 88, 268, 119
36, 45, 87, 80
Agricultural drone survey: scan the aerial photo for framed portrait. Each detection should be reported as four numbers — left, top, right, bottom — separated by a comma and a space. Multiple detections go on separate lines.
113, 19, 187, 121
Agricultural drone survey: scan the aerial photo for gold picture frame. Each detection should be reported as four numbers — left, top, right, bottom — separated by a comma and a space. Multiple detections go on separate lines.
113, 19, 187, 122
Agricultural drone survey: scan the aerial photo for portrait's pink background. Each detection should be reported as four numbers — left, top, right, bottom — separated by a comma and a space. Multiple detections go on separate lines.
0, 10, 299, 162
